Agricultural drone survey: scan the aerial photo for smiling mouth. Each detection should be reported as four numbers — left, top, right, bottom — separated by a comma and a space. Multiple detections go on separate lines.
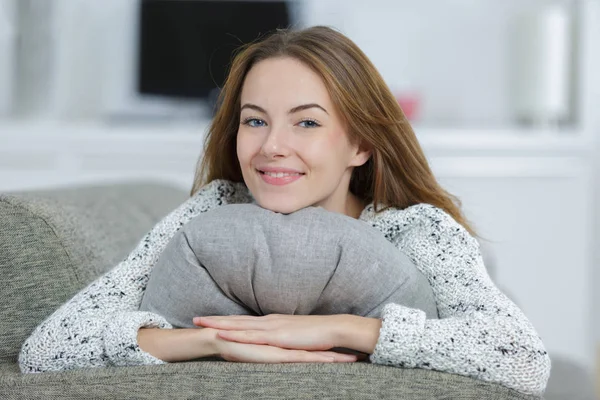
257, 170, 305, 178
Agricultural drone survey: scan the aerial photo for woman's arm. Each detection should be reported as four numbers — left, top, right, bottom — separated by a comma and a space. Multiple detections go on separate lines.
137, 328, 218, 362
361, 204, 551, 396
18, 180, 251, 373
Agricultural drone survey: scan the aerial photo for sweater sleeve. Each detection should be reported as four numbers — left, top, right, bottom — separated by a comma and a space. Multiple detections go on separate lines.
18, 180, 251, 373
364, 204, 551, 396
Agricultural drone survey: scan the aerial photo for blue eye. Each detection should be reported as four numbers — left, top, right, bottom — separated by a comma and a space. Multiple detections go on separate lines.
243, 118, 267, 127
298, 119, 320, 128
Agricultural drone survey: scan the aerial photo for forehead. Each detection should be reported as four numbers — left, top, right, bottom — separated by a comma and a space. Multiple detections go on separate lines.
240, 57, 333, 109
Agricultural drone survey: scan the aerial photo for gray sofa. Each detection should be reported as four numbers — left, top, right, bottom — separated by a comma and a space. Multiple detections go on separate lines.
0, 181, 551, 399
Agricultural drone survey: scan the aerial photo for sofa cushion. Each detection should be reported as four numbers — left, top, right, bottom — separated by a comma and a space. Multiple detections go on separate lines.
0, 361, 541, 399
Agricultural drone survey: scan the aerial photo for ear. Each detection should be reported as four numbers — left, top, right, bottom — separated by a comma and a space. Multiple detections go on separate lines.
349, 143, 372, 167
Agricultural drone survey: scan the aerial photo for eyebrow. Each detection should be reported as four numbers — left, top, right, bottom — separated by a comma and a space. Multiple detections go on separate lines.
240, 103, 329, 115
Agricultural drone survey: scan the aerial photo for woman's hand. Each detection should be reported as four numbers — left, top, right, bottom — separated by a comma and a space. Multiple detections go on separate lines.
194, 314, 382, 356
139, 326, 357, 363
214, 335, 358, 363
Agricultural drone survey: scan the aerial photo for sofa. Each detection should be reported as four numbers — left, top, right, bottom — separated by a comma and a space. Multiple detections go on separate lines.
0, 181, 580, 399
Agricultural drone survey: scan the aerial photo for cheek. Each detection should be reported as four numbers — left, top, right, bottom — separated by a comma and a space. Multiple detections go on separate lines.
325, 128, 352, 152
308, 130, 353, 167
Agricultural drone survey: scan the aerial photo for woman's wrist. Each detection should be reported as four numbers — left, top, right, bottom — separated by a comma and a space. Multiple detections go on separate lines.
335, 314, 382, 354
138, 327, 220, 362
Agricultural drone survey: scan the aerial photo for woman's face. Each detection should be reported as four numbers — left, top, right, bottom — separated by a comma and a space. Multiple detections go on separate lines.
236, 57, 370, 216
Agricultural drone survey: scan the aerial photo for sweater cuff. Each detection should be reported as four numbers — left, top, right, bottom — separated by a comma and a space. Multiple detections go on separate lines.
102, 311, 173, 367
370, 303, 426, 367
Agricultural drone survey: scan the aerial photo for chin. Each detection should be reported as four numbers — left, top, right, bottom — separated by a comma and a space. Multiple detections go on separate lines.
254, 195, 307, 215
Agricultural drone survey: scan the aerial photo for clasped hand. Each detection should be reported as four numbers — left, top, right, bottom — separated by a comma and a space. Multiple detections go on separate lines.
194, 313, 381, 364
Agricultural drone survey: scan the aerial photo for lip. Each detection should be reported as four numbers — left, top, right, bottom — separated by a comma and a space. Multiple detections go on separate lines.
257, 166, 304, 174
256, 167, 305, 186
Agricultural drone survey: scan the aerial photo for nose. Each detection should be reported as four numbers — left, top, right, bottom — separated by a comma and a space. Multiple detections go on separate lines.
260, 124, 291, 159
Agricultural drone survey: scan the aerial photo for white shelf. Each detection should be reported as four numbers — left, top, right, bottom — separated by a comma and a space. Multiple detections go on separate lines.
414, 126, 594, 155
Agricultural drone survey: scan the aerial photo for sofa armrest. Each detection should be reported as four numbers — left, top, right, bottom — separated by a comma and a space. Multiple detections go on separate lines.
0, 181, 187, 364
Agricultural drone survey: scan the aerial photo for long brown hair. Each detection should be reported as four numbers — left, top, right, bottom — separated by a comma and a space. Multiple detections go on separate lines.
192, 26, 474, 235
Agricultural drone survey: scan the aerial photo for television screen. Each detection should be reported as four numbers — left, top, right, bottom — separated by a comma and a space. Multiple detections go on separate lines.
138, 0, 291, 100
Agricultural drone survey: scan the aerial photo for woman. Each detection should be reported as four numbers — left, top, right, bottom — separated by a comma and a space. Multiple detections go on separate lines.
19, 26, 550, 396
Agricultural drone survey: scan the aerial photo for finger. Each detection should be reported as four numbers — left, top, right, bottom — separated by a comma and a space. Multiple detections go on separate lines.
203, 315, 264, 320
279, 349, 336, 363
195, 314, 286, 323
193, 317, 259, 329
217, 330, 270, 345
193, 315, 259, 325
221, 342, 335, 364
193, 316, 274, 330
311, 351, 358, 363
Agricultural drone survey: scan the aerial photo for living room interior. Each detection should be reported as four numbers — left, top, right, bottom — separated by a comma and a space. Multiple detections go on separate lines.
0, 0, 599, 399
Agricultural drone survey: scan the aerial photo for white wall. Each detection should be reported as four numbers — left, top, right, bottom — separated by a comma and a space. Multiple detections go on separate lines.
300, 0, 575, 127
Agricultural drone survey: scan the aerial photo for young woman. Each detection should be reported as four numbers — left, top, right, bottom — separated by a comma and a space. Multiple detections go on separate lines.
19, 26, 550, 396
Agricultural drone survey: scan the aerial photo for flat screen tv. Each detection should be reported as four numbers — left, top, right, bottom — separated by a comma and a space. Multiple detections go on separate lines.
138, 0, 291, 102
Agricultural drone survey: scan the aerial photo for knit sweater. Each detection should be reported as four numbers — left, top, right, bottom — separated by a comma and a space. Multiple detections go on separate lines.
18, 179, 550, 396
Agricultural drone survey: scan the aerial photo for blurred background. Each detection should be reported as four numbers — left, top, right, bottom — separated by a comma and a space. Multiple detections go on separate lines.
0, 0, 599, 397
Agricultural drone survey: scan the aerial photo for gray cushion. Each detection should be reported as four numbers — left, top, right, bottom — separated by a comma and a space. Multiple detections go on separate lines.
140, 204, 438, 328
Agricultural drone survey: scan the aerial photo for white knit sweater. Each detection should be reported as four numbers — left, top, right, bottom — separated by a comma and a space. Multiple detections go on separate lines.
18, 179, 550, 396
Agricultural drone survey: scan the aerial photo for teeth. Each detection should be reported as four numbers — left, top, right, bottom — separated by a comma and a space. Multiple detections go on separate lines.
264, 171, 301, 178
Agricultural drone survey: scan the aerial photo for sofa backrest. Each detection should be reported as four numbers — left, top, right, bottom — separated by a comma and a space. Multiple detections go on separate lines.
0, 182, 186, 364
